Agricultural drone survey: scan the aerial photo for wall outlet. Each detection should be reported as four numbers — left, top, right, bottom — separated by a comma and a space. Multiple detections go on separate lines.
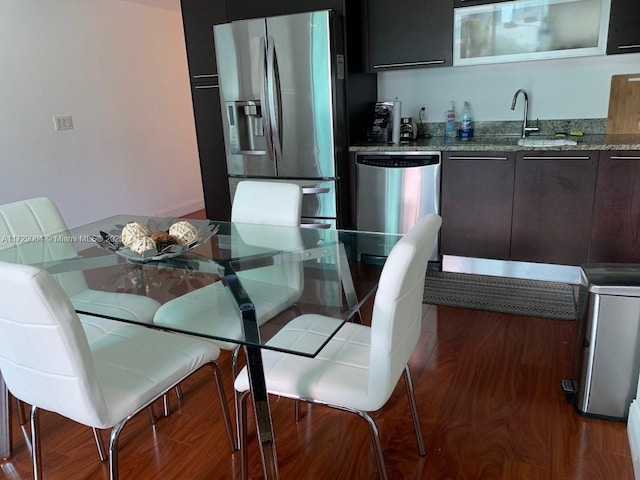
53, 115, 73, 131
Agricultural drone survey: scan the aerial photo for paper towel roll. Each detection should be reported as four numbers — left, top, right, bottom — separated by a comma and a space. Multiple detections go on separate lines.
392, 101, 402, 144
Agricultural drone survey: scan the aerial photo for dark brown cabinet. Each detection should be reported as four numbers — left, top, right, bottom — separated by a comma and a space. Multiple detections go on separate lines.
441, 152, 515, 260
590, 151, 640, 262
366, 0, 453, 71
511, 152, 598, 265
180, 0, 231, 220
181, 0, 227, 78
227, 0, 345, 21
607, 0, 640, 55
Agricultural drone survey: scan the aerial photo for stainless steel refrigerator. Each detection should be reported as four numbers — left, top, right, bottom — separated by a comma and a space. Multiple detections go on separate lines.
214, 10, 348, 228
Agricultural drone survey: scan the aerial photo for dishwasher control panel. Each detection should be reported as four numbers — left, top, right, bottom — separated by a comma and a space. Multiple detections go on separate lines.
356, 152, 440, 168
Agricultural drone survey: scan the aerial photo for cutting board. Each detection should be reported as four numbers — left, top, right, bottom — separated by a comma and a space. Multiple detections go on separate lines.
607, 73, 640, 135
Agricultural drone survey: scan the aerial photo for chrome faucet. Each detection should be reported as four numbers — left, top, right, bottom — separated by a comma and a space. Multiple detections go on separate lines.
511, 89, 539, 138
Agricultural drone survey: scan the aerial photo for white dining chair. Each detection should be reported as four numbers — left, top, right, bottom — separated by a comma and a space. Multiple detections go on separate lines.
0, 197, 168, 455
0, 261, 235, 480
233, 213, 442, 480
154, 180, 304, 446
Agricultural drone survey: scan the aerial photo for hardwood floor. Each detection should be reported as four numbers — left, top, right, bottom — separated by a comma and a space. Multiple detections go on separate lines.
1, 302, 634, 479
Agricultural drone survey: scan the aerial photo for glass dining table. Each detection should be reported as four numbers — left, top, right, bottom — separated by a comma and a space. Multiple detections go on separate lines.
0, 214, 402, 480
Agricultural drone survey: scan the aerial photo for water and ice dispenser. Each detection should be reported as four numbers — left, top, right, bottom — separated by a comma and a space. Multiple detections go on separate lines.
227, 100, 266, 156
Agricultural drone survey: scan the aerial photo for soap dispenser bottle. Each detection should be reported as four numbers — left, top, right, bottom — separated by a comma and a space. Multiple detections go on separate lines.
445, 101, 456, 138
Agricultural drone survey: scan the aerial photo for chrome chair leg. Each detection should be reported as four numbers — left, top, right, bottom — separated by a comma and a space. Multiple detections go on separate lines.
355, 410, 388, 480
403, 365, 426, 456
175, 385, 184, 401
108, 417, 130, 480
209, 362, 237, 451
294, 400, 302, 422
231, 345, 242, 448
30, 406, 42, 480
92, 428, 108, 462
163, 393, 171, 417
147, 405, 158, 425
238, 390, 251, 480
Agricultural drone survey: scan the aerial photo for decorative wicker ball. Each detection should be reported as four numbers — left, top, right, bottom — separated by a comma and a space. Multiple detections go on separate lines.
121, 222, 150, 248
129, 235, 156, 256
169, 221, 198, 246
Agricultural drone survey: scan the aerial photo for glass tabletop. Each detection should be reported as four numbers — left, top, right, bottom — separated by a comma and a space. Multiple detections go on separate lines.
0, 215, 402, 358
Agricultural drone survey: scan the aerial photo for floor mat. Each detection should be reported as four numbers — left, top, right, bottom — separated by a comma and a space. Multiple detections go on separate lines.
423, 271, 577, 320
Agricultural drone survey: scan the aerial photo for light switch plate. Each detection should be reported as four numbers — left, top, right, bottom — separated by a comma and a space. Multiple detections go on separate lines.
53, 115, 73, 131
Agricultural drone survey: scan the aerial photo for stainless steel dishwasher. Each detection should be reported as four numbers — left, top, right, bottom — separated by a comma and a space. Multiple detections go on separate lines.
356, 151, 441, 261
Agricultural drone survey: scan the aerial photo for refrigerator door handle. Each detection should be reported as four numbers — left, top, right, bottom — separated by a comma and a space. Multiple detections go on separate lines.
260, 36, 274, 163
301, 187, 331, 195
266, 35, 283, 168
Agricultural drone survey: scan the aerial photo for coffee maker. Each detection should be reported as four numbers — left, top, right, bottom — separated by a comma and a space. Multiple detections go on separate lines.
400, 117, 418, 141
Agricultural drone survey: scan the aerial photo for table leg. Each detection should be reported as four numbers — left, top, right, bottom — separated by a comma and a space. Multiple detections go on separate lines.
337, 243, 363, 323
223, 266, 279, 480
243, 341, 279, 480
0, 370, 12, 459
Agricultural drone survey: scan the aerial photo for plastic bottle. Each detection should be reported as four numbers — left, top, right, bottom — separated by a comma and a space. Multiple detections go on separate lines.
445, 101, 456, 138
460, 101, 474, 140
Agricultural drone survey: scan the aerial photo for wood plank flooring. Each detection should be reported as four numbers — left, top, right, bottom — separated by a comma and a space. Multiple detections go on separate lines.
1, 302, 634, 479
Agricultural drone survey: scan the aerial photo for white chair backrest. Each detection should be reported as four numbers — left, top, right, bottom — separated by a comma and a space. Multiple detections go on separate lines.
231, 181, 302, 227
232, 223, 304, 290
0, 197, 88, 296
368, 214, 442, 403
0, 261, 109, 426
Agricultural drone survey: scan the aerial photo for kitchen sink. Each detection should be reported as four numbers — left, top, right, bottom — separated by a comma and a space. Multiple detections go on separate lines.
517, 137, 578, 147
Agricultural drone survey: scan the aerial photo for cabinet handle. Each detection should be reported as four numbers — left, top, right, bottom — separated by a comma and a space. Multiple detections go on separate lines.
448, 156, 509, 161
373, 60, 445, 69
193, 74, 218, 79
611, 156, 640, 160
618, 45, 640, 50
194, 85, 219, 90
521, 156, 590, 160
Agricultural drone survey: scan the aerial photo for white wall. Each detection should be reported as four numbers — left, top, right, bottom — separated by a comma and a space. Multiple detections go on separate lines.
378, 53, 640, 125
0, 0, 204, 228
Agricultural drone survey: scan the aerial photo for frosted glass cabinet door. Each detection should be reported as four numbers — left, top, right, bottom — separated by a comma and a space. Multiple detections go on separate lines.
453, 0, 611, 66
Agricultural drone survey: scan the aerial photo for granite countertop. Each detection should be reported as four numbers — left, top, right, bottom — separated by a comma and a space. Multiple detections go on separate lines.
350, 134, 640, 152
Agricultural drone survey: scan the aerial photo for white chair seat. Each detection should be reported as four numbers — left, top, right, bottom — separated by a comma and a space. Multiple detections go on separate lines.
154, 278, 301, 350
72, 289, 160, 324
87, 324, 221, 428
79, 314, 125, 343
234, 316, 381, 410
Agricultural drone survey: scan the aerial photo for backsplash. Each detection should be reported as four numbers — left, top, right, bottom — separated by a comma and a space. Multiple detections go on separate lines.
422, 118, 607, 138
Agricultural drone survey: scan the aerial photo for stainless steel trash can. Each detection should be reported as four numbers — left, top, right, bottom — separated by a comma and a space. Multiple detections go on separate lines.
570, 264, 640, 421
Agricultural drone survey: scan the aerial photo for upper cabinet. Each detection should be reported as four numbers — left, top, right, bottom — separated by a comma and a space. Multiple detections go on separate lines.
180, 0, 227, 79
607, 0, 640, 54
366, 0, 453, 71
227, 0, 345, 21
453, 0, 611, 66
